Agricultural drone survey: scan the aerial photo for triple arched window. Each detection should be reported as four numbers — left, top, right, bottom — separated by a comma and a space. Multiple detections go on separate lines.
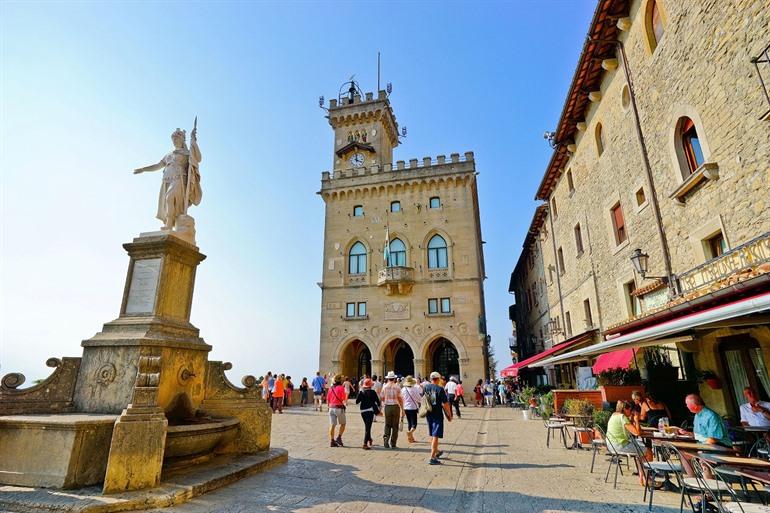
387, 238, 407, 267
427, 235, 448, 269
348, 242, 367, 274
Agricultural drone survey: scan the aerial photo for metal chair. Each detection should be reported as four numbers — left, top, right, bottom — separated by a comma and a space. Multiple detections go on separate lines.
632, 439, 683, 512
666, 443, 732, 513
590, 424, 607, 473
543, 416, 572, 448
602, 421, 638, 489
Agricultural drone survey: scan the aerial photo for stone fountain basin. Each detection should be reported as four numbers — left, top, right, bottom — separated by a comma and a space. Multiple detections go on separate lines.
165, 417, 239, 460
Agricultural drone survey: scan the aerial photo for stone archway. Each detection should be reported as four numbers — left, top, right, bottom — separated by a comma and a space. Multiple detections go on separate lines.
382, 338, 415, 377
339, 339, 371, 380
426, 337, 460, 379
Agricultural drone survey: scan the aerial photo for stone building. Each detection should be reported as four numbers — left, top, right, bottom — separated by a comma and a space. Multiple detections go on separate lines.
508, 0, 770, 418
317, 83, 489, 382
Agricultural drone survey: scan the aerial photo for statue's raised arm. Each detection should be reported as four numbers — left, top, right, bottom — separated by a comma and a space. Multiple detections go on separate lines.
133, 122, 202, 241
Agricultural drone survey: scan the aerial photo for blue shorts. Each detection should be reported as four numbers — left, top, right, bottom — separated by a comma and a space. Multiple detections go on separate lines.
426, 415, 444, 438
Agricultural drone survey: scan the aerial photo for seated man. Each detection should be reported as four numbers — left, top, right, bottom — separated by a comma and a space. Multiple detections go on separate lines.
740, 387, 770, 428
678, 394, 730, 478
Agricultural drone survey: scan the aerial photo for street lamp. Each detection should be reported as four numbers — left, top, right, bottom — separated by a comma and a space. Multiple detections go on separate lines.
630, 248, 670, 282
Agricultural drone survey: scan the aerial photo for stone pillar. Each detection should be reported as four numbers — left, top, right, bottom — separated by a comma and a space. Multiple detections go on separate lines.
371, 359, 384, 378
103, 356, 167, 494
413, 359, 426, 379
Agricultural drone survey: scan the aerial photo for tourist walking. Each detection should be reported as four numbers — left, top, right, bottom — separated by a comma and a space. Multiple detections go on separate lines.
456, 380, 466, 407
401, 375, 423, 443
285, 376, 294, 406
474, 379, 483, 407
356, 378, 381, 449
380, 371, 404, 448
445, 376, 461, 419
483, 380, 494, 407
261, 371, 272, 403
497, 380, 507, 406
299, 377, 309, 407
343, 376, 354, 405
327, 374, 348, 447
271, 374, 285, 414
312, 372, 325, 411
424, 371, 452, 465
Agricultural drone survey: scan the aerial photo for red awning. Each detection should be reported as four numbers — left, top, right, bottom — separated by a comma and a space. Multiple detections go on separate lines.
500, 334, 595, 377
592, 349, 635, 374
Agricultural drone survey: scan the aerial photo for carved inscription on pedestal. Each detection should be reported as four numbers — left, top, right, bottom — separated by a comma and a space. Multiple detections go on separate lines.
125, 258, 161, 314
384, 302, 410, 320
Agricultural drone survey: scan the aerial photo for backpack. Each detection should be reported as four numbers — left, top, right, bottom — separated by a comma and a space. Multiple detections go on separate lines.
418, 387, 436, 418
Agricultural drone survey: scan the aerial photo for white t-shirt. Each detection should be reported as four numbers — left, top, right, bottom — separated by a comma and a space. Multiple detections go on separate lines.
740, 401, 770, 427
401, 385, 423, 410
445, 381, 458, 395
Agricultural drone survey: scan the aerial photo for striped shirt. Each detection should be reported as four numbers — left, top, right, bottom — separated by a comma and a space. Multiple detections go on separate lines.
381, 382, 401, 406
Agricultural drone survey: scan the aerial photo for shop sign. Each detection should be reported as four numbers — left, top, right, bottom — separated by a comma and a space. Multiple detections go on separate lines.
643, 288, 669, 310
679, 233, 770, 294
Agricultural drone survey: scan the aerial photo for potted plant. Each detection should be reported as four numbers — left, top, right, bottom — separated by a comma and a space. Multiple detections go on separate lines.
540, 391, 554, 420
593, 409, 611, 439
597, 367, 642, 404
696, 369, 722, 390
519, 386, 537, 420
564, 399, 595, 444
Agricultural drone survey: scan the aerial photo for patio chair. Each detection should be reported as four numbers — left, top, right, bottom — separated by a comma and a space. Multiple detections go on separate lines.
543, 416, 572, 448
590, 425, 607, 473
693, 458, 770, 513
632, 439, 683, 512
749, 438, 769, 460
602, 425, 638, 489
666, 443, 732, 513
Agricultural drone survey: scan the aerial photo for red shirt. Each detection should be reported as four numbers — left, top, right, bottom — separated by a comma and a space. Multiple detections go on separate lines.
327, 385, 347, 407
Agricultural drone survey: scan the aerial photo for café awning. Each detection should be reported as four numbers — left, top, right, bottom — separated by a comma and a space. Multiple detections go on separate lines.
592, 349, 635, 374
500, 330, 597, 377
533, 291, 770, 368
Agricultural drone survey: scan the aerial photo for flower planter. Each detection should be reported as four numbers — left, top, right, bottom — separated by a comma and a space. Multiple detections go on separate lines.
705, 377, 722, 390
577, 430, 593, 445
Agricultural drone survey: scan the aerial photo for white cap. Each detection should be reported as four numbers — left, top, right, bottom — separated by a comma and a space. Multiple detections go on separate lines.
430, 371, 441, 380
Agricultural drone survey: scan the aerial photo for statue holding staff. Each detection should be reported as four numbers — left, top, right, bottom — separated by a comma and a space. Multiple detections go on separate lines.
133, 119, 202, 232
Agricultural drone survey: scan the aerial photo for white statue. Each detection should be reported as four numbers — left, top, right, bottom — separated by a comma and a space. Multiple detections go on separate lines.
134, 119, 202, 232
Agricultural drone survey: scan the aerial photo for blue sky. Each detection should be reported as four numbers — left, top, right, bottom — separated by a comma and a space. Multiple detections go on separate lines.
0, 1, 594, 382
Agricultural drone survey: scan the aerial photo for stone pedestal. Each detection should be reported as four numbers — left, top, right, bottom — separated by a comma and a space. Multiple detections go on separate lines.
74, 233, 211, 418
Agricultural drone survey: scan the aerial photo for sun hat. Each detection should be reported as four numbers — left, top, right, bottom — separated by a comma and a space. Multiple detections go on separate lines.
404, 375, 417, 386
450, 376, 457, 383
430, 371, 441, 380
385, 371, 397, 380
363, 378, 373, 389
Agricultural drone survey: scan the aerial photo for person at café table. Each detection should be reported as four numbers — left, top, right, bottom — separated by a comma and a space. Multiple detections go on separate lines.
676, 394, 731, 479
740, 387, 770, 428
607, 400, 649, 485
631, 390, 672, 428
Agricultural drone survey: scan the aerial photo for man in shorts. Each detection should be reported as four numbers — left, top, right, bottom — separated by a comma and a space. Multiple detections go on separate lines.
311, 371, 326, 411
327, 374, 348, 447
424, 371, 452, 465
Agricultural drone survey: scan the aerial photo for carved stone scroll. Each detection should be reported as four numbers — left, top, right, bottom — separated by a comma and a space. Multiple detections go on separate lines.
0, 357, 80, 415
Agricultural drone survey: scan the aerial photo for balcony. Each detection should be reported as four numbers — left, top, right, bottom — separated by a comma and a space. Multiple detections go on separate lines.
377, 266, 415, 295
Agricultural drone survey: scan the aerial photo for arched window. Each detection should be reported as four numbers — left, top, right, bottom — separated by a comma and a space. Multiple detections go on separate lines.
427, 235, 448, 269
680, 117, 705, 174
348, 242, 367, 274
387, 238, 406, 267
595, 122, 605, 156
646, 0, 665, 52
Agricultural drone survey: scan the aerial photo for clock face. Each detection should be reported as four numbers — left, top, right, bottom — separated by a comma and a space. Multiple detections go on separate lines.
349, 153, 365, 168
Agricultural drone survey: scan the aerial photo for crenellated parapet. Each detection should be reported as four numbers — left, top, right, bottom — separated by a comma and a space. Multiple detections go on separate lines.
327, 90, 400, 148
0, 357, 81, 415
320, 151, 475, 199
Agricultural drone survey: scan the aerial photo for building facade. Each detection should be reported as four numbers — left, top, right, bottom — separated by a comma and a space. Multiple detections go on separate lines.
318, 85, 489, 382
510, 0, 770, 417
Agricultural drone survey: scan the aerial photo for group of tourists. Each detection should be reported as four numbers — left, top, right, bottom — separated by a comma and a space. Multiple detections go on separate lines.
473, 379, 516, 407
320, 370, 458, 465
260, 372, 299, 413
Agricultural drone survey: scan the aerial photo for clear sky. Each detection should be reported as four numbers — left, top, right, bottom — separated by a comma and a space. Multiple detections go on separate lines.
0, 1, 594, 382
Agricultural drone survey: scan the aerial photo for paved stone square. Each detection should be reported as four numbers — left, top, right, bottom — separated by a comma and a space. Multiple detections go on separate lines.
149, 405, 684, 513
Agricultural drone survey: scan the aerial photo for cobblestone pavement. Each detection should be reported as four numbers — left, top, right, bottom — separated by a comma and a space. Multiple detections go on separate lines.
150, 405, 684, 513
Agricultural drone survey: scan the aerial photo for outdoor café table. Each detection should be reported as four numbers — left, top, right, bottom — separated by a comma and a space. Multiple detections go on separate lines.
694, 453, 770, 470
662, 441, 737, 454
562, 414, 591, 449
735, 469, 770, 486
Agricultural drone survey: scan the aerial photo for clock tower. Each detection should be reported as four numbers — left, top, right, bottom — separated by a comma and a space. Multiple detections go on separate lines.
327, 81, 400, 171
317, 81, 489, 386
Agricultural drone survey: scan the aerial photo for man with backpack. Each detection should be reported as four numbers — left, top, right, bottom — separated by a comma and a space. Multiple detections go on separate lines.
422, 371, 452, 465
